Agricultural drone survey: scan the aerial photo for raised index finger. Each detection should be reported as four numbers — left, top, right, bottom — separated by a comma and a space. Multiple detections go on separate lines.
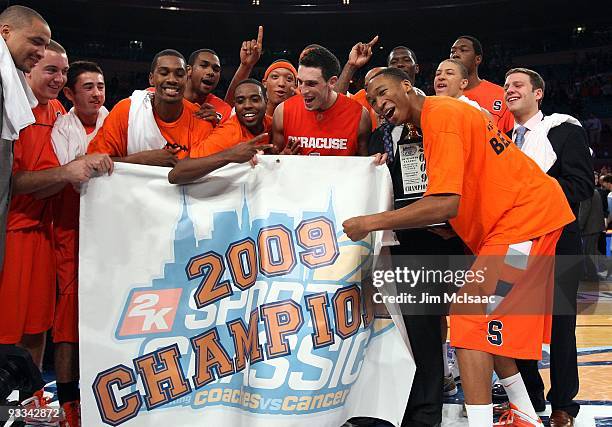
256, 25, 264, 48
367, 35, 379, 48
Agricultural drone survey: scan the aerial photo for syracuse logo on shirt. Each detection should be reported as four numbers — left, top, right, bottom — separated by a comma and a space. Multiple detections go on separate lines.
287, 135, 348, 150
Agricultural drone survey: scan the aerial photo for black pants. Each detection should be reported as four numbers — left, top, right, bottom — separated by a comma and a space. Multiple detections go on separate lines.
516, 229, 581, 417
393, 230, 466, 426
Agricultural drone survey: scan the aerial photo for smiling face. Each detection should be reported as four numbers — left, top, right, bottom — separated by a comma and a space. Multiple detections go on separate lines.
187, 51, 221, 97
263, 67, 296, 107
434, 60, 468, 98
234, 82, 267, 132
297, 66, 336, 111
503, 72, 542, 119
64, 71, 105, 117
149, 55, 187, 104
26, 49, 68, 104
366, 74, 413, 125
1, 17, 51, 73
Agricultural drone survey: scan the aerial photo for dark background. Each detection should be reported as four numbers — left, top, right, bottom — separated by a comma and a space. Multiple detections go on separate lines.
4, 0, 612, 159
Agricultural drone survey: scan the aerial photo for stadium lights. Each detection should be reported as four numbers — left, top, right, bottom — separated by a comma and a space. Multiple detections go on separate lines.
252, 0, 260, 5
343, 0, 350, 4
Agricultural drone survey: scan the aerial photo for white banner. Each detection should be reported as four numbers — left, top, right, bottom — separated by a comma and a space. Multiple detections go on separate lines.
79, 157, 414, 427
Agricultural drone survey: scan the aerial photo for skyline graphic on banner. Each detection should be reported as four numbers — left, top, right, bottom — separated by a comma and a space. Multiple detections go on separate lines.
109, 188, 394, 417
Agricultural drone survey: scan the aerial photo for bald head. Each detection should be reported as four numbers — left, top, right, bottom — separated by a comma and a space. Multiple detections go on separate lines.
0, 5, 47, 28
0, 5, 50, 72
365, 67, 386, 88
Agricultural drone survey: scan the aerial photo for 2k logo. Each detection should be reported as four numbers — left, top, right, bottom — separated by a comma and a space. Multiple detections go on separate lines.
118, 289, 182, 337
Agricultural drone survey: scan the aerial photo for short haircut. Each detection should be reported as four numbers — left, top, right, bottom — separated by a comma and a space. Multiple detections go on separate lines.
440, 59, 468, 79
370, 67, 412, 84
47, 39, 65, 54
601, 174, 612, 184
66, 61, 103, 89
505, 67, 545, 93
0, 5, 47, 29
457, 35, 483, 56
150, 49, 185, 72
188, 48, 219, 66
388, 46, 418, 65
235, 78, 267, 100
299, 46, 341, 81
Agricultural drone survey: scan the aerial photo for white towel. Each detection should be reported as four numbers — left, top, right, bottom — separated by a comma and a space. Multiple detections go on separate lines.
459, 95, 481, 110
0, 37, 38, 141
126, 89, 168, 154
521, 114, 581, 172
51, 107, 109, 165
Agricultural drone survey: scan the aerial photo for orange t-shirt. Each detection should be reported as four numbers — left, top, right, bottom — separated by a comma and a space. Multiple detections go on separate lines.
350, 89, 378, 130
283, 93, 363, 156
8, 100, 66, 231
87, 98, 213, 159
190, 114, 272, 158
463, 80, 513, 133
204, 93, 232, 124
421, 96, 574, 253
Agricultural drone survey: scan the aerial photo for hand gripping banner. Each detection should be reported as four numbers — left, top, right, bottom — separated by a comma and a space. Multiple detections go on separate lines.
79, 157, 414, 427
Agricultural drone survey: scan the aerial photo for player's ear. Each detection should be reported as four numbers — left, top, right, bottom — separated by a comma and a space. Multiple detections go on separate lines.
401, 79, 413, 94
148, 72, 154, 87
460, 78, 468, 90
328, 76, 338, 88
415, 64, 420, 75
186, 65, 192, 78
63, 86, 75, 103
475, 55, 482, 67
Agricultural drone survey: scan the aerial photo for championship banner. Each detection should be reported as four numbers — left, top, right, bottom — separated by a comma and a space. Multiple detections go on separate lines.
79, 158, 414, 427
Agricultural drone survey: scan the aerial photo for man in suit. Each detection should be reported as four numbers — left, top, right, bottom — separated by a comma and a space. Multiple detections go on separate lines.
504, 67, 593, 427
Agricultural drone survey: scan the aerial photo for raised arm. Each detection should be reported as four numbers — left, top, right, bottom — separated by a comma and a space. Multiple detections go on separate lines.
224, 26, 263, 106
357, 107, 372, 156
335, 35, 378, 94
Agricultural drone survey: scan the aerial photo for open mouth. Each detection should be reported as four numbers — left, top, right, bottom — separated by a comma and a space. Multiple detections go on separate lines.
242, 111, 257, 121
274, 89, 287, 98
506, 96, 520, 104
384, 106, 396, 120
161, 86, 180, 96
303, 96, 315, 106
201, 79, 215, 88
435, 82, 447, 90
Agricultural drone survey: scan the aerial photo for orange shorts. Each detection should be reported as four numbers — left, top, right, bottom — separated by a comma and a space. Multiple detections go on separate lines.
53, 292, 78, 343
53, 214, 79, 344
0, 227, 56, 343
450, 228, 562, 360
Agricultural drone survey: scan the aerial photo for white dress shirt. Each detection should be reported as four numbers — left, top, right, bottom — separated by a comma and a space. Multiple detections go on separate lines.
512, 110, 543, 142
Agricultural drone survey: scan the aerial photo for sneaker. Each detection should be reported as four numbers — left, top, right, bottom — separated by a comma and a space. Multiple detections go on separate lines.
60, 400, 81, 427
494, 403, 544, 426
443, 374, 458, 396
20, 389, 59, 426
448, 349, 461, 383
492, 382, 508, 403
494, 401, 511, 415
